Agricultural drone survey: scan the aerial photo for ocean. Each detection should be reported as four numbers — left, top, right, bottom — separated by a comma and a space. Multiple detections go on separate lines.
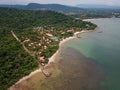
60, 18, 120, 90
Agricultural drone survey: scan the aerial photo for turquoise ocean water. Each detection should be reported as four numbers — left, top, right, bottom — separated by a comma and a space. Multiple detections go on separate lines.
63, 18, 120, 90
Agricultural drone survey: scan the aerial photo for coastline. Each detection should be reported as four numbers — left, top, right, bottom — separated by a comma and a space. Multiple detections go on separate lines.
82, 18, 112, 22
48, 36, 76, 64
8, 29, 97, 90
83, 18, 103, 21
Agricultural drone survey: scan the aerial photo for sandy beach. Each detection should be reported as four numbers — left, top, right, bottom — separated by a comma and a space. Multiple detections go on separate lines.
82, 18, 111, 22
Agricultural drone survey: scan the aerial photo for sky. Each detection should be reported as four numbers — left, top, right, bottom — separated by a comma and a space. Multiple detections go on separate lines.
0, 0, 120, 6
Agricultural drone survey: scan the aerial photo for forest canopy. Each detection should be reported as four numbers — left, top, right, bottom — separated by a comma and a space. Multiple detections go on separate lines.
0, 7, 97, 90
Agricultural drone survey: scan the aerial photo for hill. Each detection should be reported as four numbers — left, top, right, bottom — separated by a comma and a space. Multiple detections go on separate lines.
0, 3, 120, 19
0, 3, 84, 12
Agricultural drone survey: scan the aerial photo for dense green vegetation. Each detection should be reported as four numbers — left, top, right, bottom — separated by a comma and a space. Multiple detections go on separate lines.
0, 33, 39, 90
0, 8, 97, 30
0, 7, 97, 90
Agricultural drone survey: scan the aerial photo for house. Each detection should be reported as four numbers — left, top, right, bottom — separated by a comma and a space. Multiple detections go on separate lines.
46, 33, 53, 37
67, 30, 74, 33
44, 46, 47, 49
61, 32, 65, 34
39, 56, 45, 63
38, 43, 42, 46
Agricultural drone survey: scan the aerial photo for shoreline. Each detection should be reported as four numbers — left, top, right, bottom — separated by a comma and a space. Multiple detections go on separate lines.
8, 29, 97, 90
82, 18, 113, 22
48, 36, 76, 64
83, 18, 103, 21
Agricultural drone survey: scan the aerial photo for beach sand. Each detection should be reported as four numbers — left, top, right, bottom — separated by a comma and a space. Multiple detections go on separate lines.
83, 18, 105, 21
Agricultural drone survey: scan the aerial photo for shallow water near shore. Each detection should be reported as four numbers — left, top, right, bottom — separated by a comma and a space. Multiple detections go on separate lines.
39, 18, 120, 90
11, 18, 120, 90
63, 18, 120, 90
37, 47, 104, 90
